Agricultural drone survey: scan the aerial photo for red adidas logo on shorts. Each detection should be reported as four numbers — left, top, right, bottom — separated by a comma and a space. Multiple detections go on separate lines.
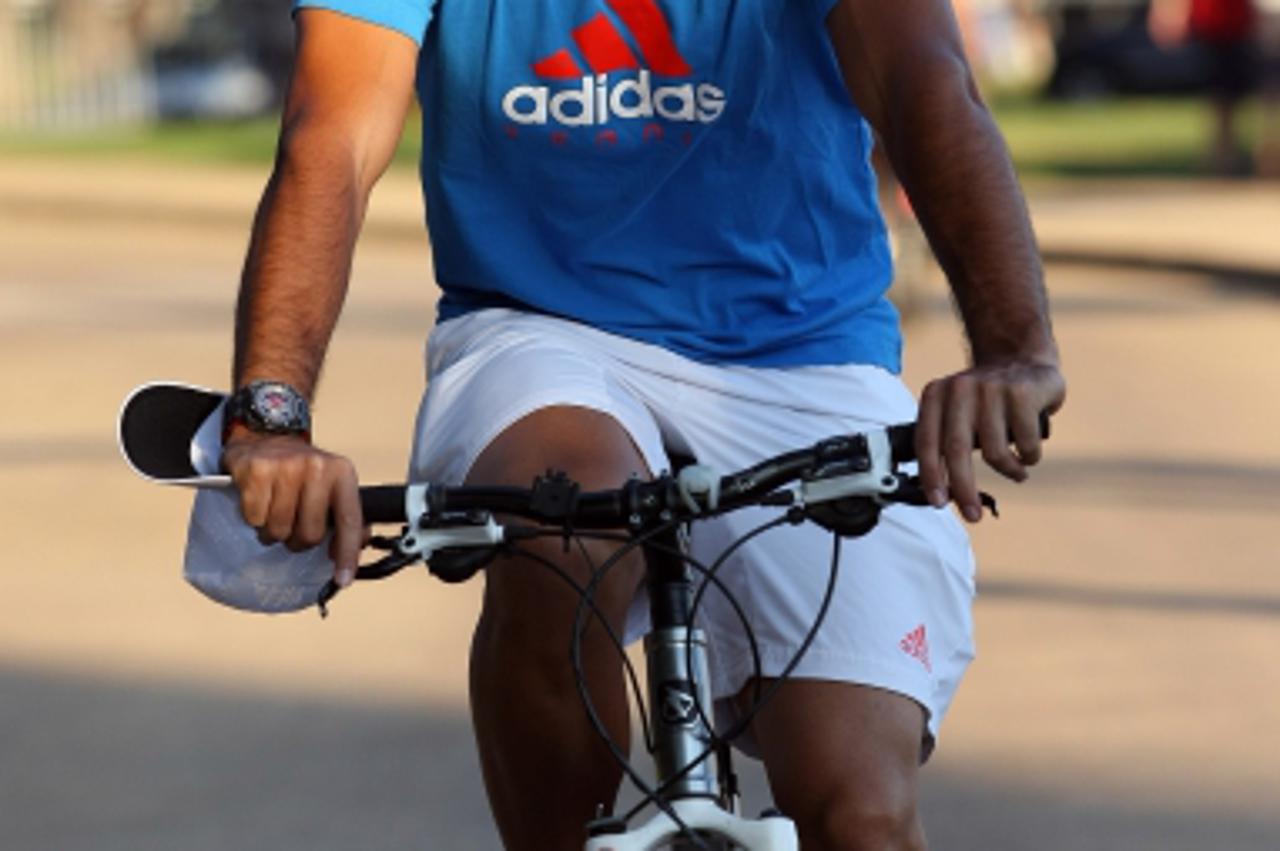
900, 624, 932, 673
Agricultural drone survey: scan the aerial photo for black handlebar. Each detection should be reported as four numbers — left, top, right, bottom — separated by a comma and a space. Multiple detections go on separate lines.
886, 411, 1053, 464
331, 414, 1054, 613
359, 485, 409, 524
356, 414, 1053, 526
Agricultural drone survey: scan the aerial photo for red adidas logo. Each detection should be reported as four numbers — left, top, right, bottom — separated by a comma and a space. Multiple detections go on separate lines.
532, 0, 691, 79
501, 0, 727, 135
900, 624, 932, 673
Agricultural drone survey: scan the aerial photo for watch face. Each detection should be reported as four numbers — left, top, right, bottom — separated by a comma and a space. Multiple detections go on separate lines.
252, 383, 305, 431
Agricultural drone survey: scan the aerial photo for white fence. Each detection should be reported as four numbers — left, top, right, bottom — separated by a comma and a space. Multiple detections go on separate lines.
0, 1, 186, 131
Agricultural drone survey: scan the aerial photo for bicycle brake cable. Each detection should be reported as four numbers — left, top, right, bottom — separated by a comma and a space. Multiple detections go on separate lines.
507, 531, 656, 754
626, 531, 843, 819
566, 519, 715, 850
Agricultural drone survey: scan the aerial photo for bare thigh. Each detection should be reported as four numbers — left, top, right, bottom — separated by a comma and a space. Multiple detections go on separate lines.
465, 405, 652, 851
741, 680, 929, 850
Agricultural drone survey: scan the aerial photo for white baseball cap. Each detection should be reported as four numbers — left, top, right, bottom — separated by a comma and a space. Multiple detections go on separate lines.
119, 382, 333, 613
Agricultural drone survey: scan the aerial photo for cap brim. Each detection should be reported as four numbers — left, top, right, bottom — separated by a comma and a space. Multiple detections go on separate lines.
118, 382, 231, 486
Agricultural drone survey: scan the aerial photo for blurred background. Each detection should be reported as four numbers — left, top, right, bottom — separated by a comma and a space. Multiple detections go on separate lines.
1, 1, 1278, 848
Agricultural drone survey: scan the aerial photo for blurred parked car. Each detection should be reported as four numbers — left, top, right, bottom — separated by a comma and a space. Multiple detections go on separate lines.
149, 0, 293, 119
154, 57, 273, 120
1040, 0, 1217, 97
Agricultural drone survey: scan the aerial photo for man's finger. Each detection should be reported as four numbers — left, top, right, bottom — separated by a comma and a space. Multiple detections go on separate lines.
237, 462, 274, 533
1007, 385, 1045, 466
329, 467, 363, 587
942, 378, 982, 522
978, 381, 1027, 482
289, 456, 333, 551
265, 462, 303, 543
915, 380, 947, 507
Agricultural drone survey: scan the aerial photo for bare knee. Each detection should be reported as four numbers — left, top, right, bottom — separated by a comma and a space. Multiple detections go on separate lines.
466, 405, 650, 661
465, 405, 650, 492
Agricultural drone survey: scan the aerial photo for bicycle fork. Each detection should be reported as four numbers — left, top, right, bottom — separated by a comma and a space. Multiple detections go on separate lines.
646, 624, 720, 802
584, 527, 798, 850
643, 524, 722, 805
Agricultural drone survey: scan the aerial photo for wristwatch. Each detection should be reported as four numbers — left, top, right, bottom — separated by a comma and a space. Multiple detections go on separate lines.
223, 380, 312, 441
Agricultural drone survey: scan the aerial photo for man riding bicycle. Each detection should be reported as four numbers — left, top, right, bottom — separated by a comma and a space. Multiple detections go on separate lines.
221, 1, 1065, 848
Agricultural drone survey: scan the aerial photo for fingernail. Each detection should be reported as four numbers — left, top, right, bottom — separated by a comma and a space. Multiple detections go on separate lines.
929, 489, 947, 507
963, 505, 982, 523
337, 569, 355, 588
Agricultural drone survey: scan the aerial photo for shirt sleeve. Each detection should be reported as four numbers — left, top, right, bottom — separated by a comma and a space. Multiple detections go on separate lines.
293, 0, 434, 46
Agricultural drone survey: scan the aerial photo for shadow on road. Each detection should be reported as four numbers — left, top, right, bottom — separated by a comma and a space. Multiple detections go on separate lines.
5, 663, 1277, 851
978, 578, 1280, 620
921, 764, 1280, 851
0, 662, 497, 851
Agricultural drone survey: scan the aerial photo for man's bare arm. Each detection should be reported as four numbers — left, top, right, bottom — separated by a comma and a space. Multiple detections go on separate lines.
225, 10, 418, 584
827, 0, 1066, 521
235, 9, 418, 392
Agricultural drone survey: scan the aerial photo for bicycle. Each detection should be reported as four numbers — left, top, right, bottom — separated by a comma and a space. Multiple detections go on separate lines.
119, 382, 1034, 850
304, 422, 1005, 850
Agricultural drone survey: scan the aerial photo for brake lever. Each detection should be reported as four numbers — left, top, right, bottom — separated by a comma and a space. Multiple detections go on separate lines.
367, 535, 402, 551
881, 475, 999, 518
316, 548, 421, 617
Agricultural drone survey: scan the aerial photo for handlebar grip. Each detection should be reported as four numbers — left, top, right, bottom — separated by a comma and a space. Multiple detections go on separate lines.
359, 485, 407, 524
889, 411, 1052, 463
887, 424, 919, 464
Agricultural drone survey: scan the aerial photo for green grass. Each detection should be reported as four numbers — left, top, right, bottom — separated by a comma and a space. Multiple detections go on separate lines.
0, 96, 1264, 178
0, 119, 284, 164
0, 114, 424, 168
991, 95, 1263, 178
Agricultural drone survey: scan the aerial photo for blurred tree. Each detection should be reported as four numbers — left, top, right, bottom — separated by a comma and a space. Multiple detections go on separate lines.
1256, 0, 1280, 176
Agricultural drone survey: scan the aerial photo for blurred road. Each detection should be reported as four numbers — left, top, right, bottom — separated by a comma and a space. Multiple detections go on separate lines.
1, 161, 1278, 850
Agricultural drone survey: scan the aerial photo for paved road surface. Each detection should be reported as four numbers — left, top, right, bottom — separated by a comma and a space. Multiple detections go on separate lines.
1, 189, 1278, 849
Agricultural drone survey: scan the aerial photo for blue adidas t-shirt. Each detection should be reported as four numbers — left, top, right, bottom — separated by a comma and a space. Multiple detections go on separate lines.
295, 0, 900, 370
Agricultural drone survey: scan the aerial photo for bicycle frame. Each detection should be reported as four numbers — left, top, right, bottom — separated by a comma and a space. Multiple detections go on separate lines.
323, 429, 985, 848
350, 437, 918, 848
583, 524, 799, 851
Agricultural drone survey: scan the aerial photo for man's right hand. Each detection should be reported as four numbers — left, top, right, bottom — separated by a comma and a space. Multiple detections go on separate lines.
222, 429, 364, 588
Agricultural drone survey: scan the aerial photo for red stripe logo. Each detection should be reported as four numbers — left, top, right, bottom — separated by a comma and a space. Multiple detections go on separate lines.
573, 13, 641, 75
532, 49, 583, 80
605, 0, 692, 76
531, 0, 693, 79
900, 624, 932, 673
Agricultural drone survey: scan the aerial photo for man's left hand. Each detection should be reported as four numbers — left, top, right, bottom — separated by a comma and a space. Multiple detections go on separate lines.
915, 359, 1066, 522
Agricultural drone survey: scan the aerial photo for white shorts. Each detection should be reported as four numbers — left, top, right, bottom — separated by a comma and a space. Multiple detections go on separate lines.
408, 308, 976, 756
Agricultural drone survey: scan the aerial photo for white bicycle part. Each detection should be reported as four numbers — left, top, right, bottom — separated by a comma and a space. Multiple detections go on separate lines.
392, 483, 506, 558
584, 799, 798, 850
796, 428, 897, 506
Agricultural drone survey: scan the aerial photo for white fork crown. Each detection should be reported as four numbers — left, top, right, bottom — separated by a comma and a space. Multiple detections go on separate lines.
584, 799, 798, 850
